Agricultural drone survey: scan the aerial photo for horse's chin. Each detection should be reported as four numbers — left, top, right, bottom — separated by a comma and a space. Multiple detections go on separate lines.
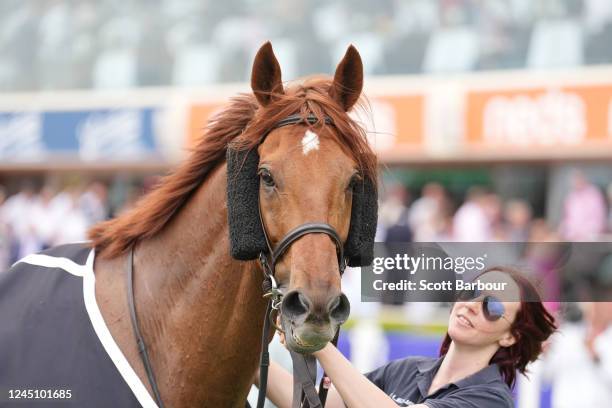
282, 320, 335, 354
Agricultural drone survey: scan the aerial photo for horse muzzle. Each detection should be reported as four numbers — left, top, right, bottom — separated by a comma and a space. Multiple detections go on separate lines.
280, 289, 350, 353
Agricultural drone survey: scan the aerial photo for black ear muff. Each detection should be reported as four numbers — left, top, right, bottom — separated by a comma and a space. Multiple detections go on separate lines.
226, 147, 268, 260
345, 178, 378, 267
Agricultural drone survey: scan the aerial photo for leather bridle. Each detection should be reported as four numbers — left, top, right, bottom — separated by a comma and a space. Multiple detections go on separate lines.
255, 114, 348, 408
126, 114, 347, 408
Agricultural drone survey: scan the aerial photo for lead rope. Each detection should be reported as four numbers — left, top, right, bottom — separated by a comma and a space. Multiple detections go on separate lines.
256, 299, 274, 408
290, 351, 321, 408
289, 327, 340, 408
256, 246, 288, 408
127, 246, 165, 408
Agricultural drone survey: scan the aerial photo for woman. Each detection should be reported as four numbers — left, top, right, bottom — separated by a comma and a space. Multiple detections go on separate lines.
256, 267, 557, 407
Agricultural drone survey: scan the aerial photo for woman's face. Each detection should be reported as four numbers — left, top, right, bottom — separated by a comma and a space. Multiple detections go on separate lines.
448, 271, 521, 349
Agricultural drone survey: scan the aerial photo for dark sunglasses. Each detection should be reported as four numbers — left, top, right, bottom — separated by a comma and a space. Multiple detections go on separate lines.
456, 288, 510, 324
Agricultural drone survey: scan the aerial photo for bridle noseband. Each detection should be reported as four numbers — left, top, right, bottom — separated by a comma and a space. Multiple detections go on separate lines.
258, 221, 347, 305
260, 223, 346, 274
258, 221, 346, 328
126, 114, 347, 408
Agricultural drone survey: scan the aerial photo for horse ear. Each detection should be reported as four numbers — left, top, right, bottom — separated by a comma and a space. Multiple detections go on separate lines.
251, 42, 284, 107
329, 45, 363, 112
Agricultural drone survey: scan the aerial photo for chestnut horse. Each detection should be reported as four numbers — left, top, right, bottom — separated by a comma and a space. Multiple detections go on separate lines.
89, 42, 377, 407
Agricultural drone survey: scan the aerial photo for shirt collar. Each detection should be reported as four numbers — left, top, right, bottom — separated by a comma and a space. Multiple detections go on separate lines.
416, 357, 443, 375
416, 357, 444, 398
416, 356, 504, 392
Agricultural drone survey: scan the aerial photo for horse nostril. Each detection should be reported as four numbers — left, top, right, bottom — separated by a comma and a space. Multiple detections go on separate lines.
328, 293, 350, 324
282, 290, 311, 319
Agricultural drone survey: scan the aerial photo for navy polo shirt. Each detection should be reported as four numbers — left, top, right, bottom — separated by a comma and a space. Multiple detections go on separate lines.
365, 356, 513, 407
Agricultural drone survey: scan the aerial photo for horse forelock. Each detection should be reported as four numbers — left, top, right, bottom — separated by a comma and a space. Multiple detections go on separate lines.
88, 77, 377, 259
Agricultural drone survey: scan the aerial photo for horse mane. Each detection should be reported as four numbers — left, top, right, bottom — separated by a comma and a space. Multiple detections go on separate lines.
88, 76, 377, 258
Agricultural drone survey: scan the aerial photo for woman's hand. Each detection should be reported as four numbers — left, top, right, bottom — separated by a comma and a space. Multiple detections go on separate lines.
252, 367, 260, 386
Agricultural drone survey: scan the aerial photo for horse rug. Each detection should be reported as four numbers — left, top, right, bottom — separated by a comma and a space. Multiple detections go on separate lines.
0, 243, 158, 407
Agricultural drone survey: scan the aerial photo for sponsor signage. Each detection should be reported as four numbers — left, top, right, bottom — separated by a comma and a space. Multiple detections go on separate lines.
466, 85, 612, 150
184, 81, 612, 163
0, 108, 161, 163
187, 103, 224, 147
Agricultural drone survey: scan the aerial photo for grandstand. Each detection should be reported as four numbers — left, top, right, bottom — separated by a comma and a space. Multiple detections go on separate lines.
0, 0, 612, 90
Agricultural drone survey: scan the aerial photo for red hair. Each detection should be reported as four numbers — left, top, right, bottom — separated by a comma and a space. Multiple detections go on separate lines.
439, 266, 557, 388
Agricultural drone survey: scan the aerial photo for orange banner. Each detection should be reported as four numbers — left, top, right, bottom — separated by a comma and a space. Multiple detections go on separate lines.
187, 103, 225, 147
466, 85, 612, 148
372, 95, 424, 147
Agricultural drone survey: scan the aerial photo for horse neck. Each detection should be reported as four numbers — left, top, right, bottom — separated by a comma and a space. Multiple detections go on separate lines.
134, 162, 269, 406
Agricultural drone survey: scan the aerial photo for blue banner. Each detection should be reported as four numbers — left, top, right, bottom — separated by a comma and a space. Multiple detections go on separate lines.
0, 108, 162, 162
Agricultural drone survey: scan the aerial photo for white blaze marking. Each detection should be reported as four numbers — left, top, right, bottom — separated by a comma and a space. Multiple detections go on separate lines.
301, 130, 320, 155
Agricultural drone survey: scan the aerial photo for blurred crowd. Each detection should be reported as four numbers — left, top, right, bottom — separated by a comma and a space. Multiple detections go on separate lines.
376, 170, 612, 304
378, 170, 612, 244
0, 178, 154, 271
3, 169, 610, 277
0, 182, 106, 269
2, 0, 612, 91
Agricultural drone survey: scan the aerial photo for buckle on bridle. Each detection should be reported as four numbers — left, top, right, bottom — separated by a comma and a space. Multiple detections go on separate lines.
259, 252, 271, 275
271, 297, 282, 310
259, 262, 283, 302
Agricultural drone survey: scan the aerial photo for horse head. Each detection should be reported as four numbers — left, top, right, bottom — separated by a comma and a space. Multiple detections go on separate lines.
228, 42, 378, 353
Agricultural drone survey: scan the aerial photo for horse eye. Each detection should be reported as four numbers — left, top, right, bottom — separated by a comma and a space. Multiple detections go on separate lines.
258, 169, 275, 188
